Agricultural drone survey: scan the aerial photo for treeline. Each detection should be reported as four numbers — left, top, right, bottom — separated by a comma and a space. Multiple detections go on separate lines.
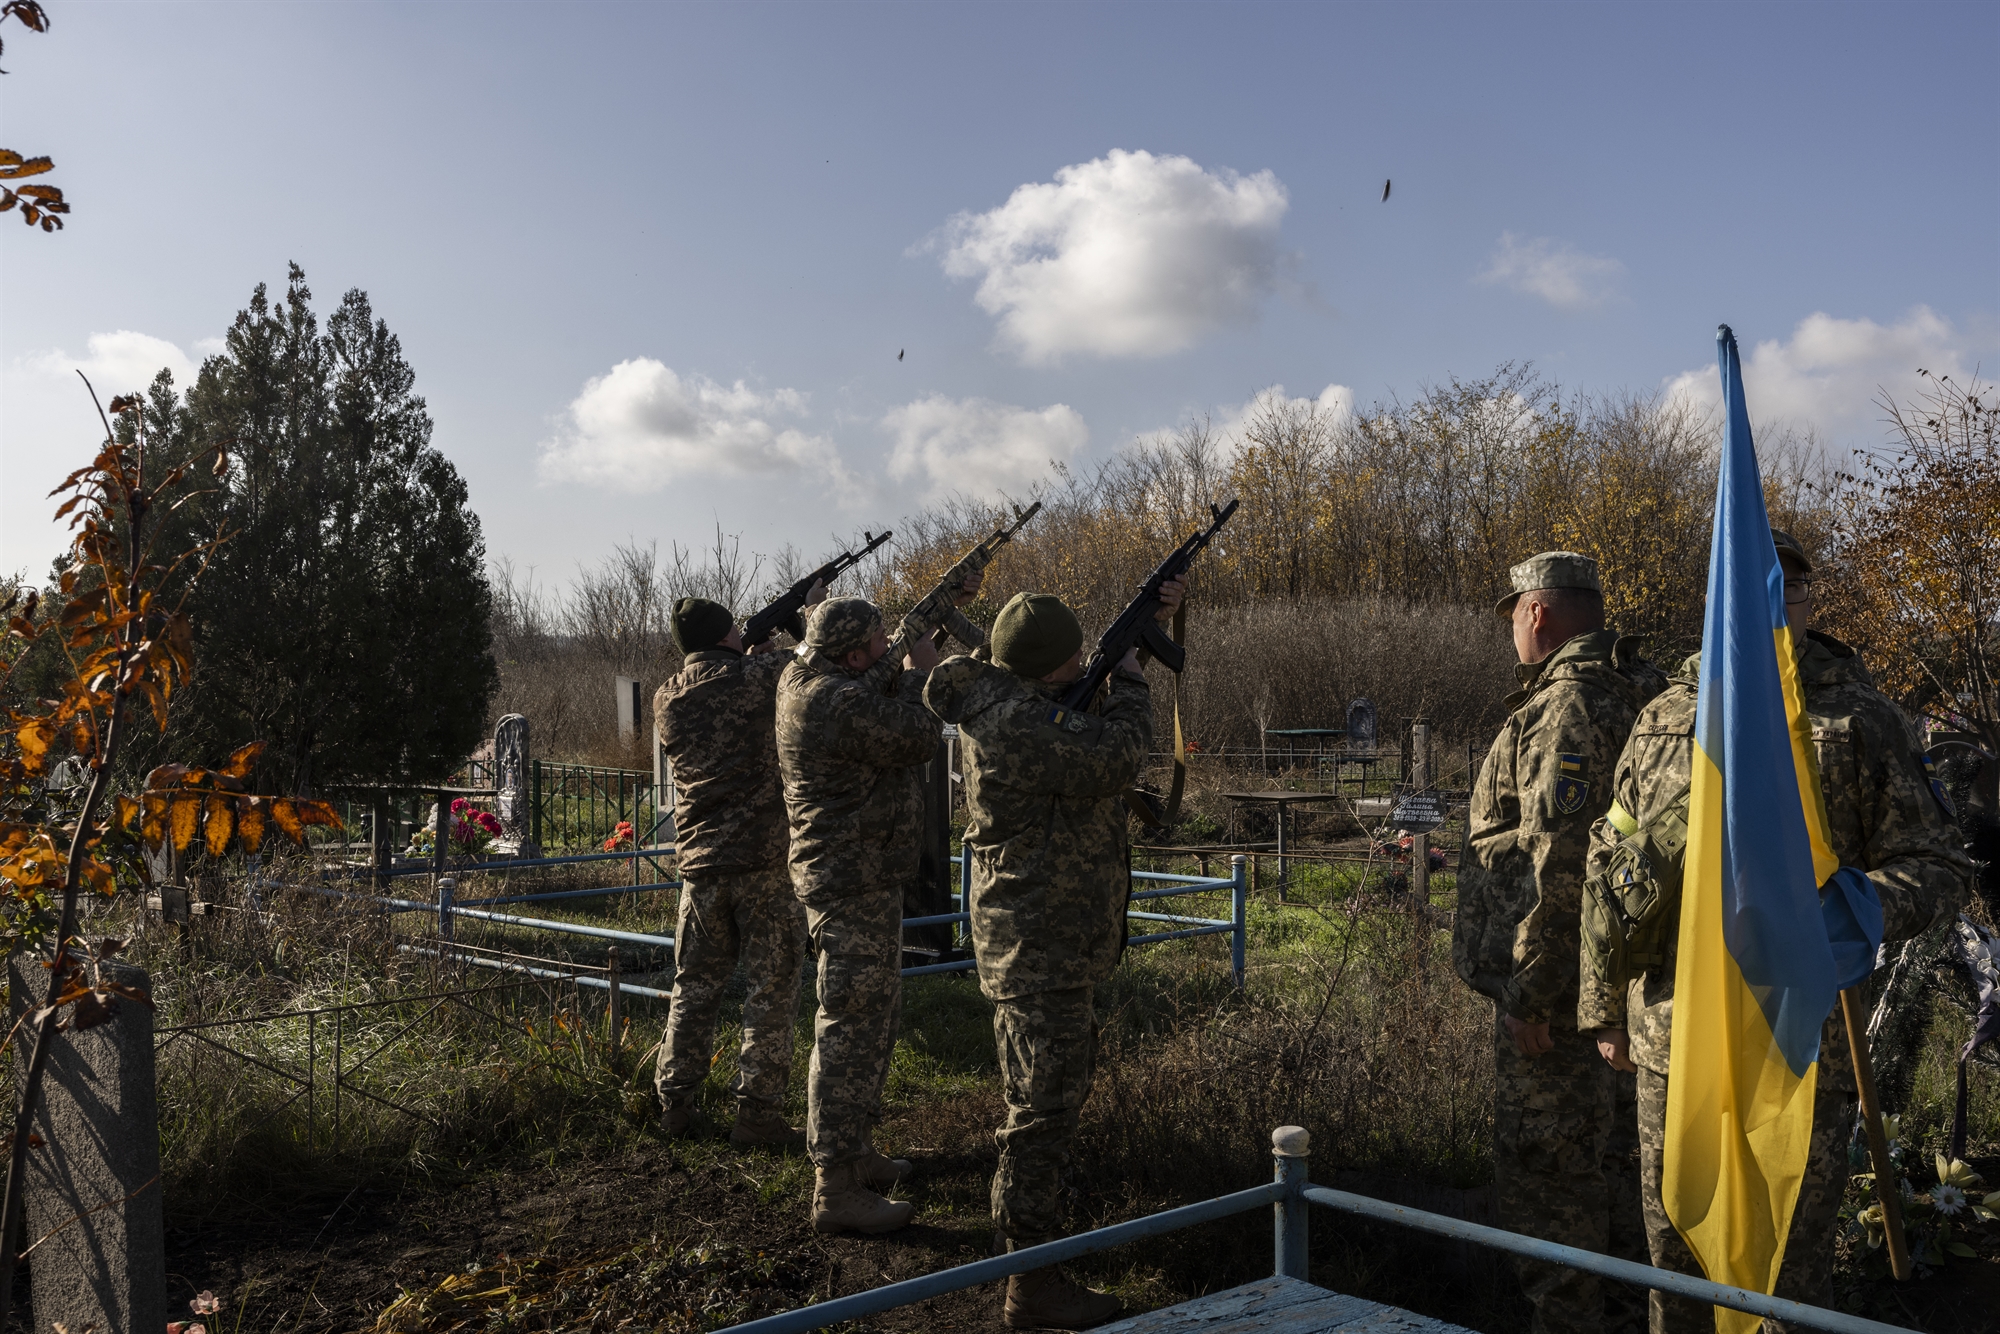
490, 365, 1848, 762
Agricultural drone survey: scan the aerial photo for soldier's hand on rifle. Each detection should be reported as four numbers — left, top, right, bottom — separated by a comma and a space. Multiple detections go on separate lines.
906, 636, 942, 672
954, 568, 984, 608
1155, 576, 1186, 623
1594, 1027, 1637, 1072
805, 578, 828, 607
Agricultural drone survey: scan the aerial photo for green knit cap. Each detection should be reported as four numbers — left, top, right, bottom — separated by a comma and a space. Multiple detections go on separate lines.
990, 592, 1083, 679
671, 597, 734, 653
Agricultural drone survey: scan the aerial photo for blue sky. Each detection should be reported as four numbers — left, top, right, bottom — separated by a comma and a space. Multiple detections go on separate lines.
4, 0, 1995, 589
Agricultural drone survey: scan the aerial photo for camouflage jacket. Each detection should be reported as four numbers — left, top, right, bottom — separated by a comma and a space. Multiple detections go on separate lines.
925, 654, 1152, 1002
1453, 630, 1667, 1026
654, 648, 790, 873
775, 645, 941, 940
1581, 631, 1972, 1090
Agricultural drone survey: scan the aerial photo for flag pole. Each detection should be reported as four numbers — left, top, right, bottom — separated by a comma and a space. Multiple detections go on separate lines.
1840, 987, 1912, 1280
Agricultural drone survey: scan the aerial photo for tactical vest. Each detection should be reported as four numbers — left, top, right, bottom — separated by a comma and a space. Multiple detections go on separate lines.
1580, 784, 1690, 993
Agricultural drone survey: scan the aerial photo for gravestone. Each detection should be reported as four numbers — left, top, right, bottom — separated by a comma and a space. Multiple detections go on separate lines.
1346, 698, 1377, 751
493, 714, 537, 857
8, 956, 164, 1334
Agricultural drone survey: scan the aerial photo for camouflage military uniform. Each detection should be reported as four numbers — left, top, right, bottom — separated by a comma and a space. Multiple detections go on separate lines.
1454, 628, 1665, 1334
1581, 633, 1971, 1333
777, 634, 942, 1169
652, 649, 808, 1118
926, 653, 1152, 1247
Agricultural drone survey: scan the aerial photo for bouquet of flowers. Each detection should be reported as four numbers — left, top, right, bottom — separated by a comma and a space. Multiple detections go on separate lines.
603, 820, 635, 852
408, 798, 504, 857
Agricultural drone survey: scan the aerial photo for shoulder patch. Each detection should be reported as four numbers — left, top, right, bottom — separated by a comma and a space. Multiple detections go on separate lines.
1552, 753, 1589, 815
1923, 753, 1956, 819
1043, 705, 1094, 736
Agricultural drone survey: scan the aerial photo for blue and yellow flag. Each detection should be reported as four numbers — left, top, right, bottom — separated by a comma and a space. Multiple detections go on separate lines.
1663, 326, 1846, 1330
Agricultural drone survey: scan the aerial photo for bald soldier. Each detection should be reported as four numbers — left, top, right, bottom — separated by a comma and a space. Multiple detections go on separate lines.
1581, 530, 1971, 1332
777, 582, 977, 1235
652, 588, 820, 1147
1454, 552, 1666, 1334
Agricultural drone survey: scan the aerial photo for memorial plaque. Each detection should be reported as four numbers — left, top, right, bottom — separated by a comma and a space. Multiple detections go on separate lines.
1389, 792, 1445, 830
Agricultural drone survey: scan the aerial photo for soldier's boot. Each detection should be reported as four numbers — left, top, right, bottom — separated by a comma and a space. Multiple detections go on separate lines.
730, 1103, 806, 1151
811, 1161, 914, 1236
1003, 1267, 1122, 1330
857, 1147, 912, 1190
658, 1097, 696, 1139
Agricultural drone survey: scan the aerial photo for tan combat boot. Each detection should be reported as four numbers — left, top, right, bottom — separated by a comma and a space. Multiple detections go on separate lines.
730, 1104, 806, 1151
811, 1161, 914, 1236
1003, 1266, 1122, 1330
857, 1146, 912, 1190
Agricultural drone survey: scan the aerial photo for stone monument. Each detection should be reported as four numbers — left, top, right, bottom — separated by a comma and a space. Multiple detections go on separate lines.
493, 713, 538, 858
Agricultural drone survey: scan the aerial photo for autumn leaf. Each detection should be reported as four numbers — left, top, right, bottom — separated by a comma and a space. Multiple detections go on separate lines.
268, 799, 304, 845
140, 792, 168, 849
218, 741, 264, 780
236, 797, 267, 855
13, 717, 54, 774
167, 794, 201, 854
201, 794, 235, 859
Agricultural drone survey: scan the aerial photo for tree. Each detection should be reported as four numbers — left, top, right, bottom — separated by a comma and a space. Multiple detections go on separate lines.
1823, 371, 1999, 752
135, 265, 497, 793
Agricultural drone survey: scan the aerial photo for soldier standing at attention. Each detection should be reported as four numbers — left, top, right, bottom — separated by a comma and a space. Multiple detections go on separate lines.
1453, 552, 1665, 1334
653, 588, 822, 1147
1581, 531, 1970, 1333
925, 580, 1184, 1332
777, 580, 977, 1234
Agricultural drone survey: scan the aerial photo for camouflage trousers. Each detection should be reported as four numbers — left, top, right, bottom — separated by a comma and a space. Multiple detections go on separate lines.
992, 986, 1099, 1248
1638, 1067, 1855, 1334
1493, 1017, 1647, 1334
654, 865, 808, 1114
802, 885, 903, 1168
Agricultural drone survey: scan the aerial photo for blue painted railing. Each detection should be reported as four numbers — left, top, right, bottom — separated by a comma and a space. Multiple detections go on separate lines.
274, 852, 1250, 991
711, 1125, 1911, 1334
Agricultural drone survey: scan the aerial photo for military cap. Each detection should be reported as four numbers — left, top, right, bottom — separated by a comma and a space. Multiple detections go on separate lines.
804, 596, 882, 658
990, 592, 1084, 679
1495, 551, 1602, 617
1770, 528, 1814, 573
670, 596, 734, 654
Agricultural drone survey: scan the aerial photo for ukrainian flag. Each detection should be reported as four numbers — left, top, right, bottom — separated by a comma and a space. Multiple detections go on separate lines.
1662, 326, 1843, 1331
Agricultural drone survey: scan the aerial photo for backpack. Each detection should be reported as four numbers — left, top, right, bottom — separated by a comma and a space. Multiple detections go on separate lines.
1580, 784, 1690, 993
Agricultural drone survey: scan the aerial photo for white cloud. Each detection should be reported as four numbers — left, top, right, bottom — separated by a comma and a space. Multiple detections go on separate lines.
883, 395, 1089, 499
20, 329, 199, 398
2, 331, 204, 577
1198, 383, 1354, 453
537, 358, 855, 495
936, 149, 1289, 364
1660, 308, 1975, 445
1477, 233, 1624, 310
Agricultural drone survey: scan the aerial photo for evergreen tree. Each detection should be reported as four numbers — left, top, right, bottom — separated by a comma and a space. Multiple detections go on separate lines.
132, 264, 496, 793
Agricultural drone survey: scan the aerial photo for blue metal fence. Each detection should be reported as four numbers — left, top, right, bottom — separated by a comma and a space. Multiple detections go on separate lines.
711, 1125, 1912, 1334
274, 853, 1250, 990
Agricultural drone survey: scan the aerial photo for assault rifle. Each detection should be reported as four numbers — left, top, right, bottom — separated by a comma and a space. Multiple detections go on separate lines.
1062, 498, 1237, 828
1060, 498, 1238, 711
742, 529, 893, 648
919, 500, 1045, 651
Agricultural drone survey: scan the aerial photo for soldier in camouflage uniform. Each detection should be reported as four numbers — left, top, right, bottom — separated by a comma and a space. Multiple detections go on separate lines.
777, 583, 977, 1234
1454, 552, 1666, 1334
653, 592, 823, 1147
1582, 530, 1971, 1334
926, 582, 1183, 1332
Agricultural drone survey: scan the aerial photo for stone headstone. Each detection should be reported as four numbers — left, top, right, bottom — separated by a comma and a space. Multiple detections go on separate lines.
9, 956, 165, 1334
493, 714, 536, 857
1346, 698, 1377, 751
